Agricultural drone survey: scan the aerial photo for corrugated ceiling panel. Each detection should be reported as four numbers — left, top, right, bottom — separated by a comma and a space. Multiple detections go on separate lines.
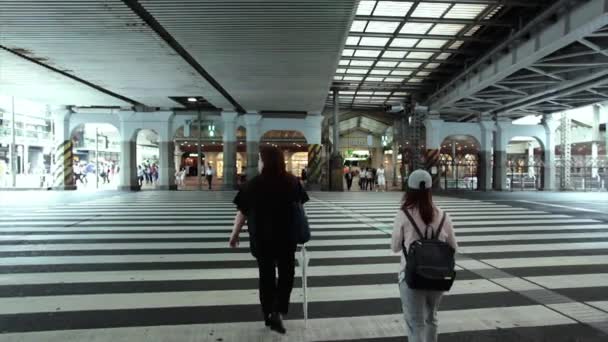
140, 0, 358, 112
0, 1, 232, 109
0, 49, 129, 106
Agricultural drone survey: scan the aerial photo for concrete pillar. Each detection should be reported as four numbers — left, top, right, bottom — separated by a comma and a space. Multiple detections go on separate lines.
542, 114, 559, 191
118, 140, 138, 191
23, 144, 29, 174
423, 116, 442, 189
243, 113, 262, 180
493, 119, 509, 191
51, 109, 76, 190
174, 144, 183, 174
307, 144, 322, 186
592, 105, 601, 178
527, 142, 536, 178
559, 112, 573, 190
392, 120, 399, 187
158, 140, 177, 190
222, 112, 238, 190
479, 120, 494, 191
329, 89, 343, 191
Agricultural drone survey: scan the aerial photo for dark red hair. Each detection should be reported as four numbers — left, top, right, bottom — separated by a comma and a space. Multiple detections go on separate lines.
401, 188, 435, 225
260, 146, 287, 178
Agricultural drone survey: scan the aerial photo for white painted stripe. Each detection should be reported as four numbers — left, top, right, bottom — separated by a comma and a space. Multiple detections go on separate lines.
457, 232, 608, 242
2, 231, 604, 243
0, 238, 393, 251
459, 242, 608, 254
482, 255, 608, 269
456, 224, 608, 233
518, 200, 607, 214
0, 223, 374, 232
5, 236, 608, 253
5, 211, 550, 220
0, 305, 575, 342
0, 263, 412, 285
0, 218, 595, 227
0, 279, 505, 315
525, 273, 608, 289
0, 230, 385, 241
588, 301, 608, 313
35, 207, 533, 214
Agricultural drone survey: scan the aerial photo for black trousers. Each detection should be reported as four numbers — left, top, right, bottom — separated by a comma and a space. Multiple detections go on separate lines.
206, 175, 213, 189
256, 252, 296, 317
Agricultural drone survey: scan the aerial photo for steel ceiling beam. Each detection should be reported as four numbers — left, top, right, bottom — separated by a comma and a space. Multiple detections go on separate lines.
495, 69, 608, 115
427, 0, 587, 109
122, 0, 246, 113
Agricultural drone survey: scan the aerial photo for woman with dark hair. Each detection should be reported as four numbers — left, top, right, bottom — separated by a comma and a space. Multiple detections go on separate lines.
391, 170, 458, 342
229, 146, 309, 334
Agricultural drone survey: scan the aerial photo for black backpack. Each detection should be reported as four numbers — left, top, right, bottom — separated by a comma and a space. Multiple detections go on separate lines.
402, 210, 456, 291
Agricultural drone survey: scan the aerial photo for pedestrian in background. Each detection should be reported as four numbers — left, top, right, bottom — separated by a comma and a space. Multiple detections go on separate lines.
206, 165, 214, 190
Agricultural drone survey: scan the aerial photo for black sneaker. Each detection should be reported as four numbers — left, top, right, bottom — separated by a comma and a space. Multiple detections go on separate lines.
269, 312, 286, 334
264, 314, 271, 327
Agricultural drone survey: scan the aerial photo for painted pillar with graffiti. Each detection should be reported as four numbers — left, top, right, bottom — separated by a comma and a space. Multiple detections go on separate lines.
307, 144, 323, 186
52, 110, 76, 190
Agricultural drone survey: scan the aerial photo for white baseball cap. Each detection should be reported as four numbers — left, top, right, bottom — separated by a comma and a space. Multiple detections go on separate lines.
407, 169, 432, 190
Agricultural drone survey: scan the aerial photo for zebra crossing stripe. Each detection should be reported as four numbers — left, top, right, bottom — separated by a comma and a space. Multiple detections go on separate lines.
0, 194, 606, 340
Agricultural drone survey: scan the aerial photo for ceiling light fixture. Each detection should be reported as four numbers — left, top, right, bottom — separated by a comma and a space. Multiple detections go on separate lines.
187, 97, 197, 102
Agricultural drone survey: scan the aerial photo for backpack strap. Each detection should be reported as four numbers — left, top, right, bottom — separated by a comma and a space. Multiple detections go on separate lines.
402, 209, 426, 240
432, 211, 447, 240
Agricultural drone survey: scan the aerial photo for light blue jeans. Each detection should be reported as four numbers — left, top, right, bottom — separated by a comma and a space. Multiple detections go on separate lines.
398, 280, 443, 342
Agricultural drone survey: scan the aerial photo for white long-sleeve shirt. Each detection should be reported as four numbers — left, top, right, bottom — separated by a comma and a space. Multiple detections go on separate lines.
391, 206, 458, 276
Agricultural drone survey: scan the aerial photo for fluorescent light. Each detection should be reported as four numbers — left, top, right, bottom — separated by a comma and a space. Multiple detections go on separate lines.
373, 1, 412, 16
411, 3, 450, 18
187, 97, 197, 102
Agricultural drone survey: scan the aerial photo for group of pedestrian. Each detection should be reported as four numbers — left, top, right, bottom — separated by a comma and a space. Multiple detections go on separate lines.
173, 164, 215, 190
73, 161, 118, 186
229, 146, 458, 341
137, 163, 158, 187
344, 164, 387, 191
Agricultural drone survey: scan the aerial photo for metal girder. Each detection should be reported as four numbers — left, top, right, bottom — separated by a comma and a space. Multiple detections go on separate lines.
525, 66, 566, 81
578, 38, 608, 57
495, 69, 608, 115
539, 48, 607, 62
427, 0, 606, 110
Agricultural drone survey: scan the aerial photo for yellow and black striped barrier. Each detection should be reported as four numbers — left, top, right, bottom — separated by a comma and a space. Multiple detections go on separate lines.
53, 140, 75, 189
307, 144, 322, 184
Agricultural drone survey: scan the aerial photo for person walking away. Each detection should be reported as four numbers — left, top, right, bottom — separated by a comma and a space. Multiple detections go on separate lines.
229, 146, 309, 334
137, 165, 144, 187
366, 167, 374, 191
377, 164, 387, 192
391, 169, 458, 342
206, 165, 214, 190
359, 168, 367, 190
300, 168, 307, 187
345, 168, 353, 191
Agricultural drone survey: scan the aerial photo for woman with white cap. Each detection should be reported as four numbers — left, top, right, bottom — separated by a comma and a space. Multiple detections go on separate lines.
391, 169, 458, 342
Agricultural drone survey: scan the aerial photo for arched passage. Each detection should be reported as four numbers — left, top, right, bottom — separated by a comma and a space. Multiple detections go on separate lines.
134, 129, 159, 189
439, 135, 480, 190
70, 123, 121, 190
260, 130, 308, 177
506, 136, 544, 191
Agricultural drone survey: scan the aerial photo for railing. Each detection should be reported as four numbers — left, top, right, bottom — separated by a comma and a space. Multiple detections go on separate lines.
439, 160, 478, 190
